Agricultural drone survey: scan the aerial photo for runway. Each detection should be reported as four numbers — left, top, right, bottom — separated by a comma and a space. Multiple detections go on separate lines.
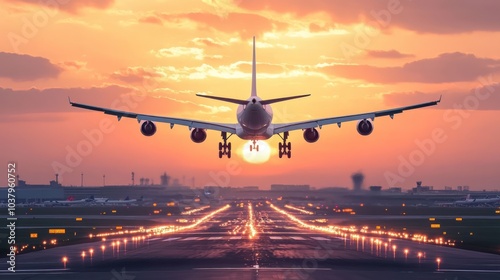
2, 203, 500, 280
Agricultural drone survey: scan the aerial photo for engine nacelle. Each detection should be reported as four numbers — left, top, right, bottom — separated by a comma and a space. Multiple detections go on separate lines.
190, 128, 207, 143
357, 119, 373, 136
303, 128, 320, 143
140, 121, 157, 136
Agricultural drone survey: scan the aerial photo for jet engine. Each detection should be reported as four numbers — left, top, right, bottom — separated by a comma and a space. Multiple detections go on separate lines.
303, 128, 320, 143
190, 128, 207, 143
356, 119, 373, 136
140, 121, 157, 136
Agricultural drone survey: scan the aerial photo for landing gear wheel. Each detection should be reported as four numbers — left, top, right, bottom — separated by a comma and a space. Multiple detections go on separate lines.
256, 145, 259, 152
219, 132, 232, 159
278, 132, 292, 159
250, 145, 253, 152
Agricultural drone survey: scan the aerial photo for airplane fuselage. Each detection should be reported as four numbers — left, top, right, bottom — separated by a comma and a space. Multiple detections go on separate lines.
236, 97, 274, 140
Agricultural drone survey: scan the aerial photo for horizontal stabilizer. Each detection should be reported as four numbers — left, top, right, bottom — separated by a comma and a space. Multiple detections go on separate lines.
196, 94, 248, 105
261, 94, 310, 105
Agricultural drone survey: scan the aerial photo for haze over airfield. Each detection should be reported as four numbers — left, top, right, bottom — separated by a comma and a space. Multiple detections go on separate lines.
1, 0, 499, 189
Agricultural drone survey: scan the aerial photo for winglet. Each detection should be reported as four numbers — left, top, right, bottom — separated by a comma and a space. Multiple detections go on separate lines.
251, 36, 257, 97
438, 94, 442, 103
68, 96, 72, 104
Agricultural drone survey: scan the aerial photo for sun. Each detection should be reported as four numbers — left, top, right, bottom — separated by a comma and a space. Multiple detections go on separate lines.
242, 141, 271, 164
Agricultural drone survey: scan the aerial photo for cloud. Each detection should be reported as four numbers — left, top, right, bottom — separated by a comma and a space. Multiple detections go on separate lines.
384, 83, 500, 110
192, 37, 229, 47
152, 46, 223, 61
234, 0, 500, 34
156, 12, 288, 39
57, 18, 103, 30
319, 53, 500, 83
154, 61, 324, 81
153, 47, 206, 60
2, 0, 115, 14
365, 49, 414, 59
60, 60, 87, 71
138, 15, 163, 25
0, 52, 62, 81
110, 67, 164, 84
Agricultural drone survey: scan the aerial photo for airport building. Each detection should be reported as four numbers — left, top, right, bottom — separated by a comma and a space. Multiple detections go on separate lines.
270, 184, 310, 191
0, 179, 65, 202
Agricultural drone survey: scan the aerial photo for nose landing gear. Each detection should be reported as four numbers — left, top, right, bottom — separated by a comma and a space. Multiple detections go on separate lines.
249, 140, 259, 152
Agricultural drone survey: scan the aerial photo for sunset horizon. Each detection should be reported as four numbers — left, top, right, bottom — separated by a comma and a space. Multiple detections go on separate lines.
1, 0, 499, 190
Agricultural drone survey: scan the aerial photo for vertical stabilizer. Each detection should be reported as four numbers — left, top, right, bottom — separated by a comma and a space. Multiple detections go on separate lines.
251, 36, 257, 97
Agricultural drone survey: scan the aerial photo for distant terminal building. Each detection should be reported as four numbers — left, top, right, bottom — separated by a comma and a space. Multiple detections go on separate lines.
241, 186, 259, 191
0, 179, 64, 202
369, 186, 382, 192
386, 187, 402, 193
270, 184, 310, 192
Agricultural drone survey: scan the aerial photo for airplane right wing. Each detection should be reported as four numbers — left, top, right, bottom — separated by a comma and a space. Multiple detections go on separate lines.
273, 97, 441, 134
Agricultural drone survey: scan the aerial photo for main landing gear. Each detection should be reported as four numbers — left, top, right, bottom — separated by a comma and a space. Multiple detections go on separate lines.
218, 132, 232, 158
249, 140, 259, 152
278, 131, 291, 158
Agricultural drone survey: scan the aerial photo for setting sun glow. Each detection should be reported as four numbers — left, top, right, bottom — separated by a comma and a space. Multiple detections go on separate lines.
242, 141, 271, 164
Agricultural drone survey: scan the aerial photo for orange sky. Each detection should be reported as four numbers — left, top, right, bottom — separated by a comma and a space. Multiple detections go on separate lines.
1, 0, 499, 190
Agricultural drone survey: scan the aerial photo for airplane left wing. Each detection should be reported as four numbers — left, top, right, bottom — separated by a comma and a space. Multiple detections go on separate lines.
69, 100, 237, 133
273, 97, 441, 134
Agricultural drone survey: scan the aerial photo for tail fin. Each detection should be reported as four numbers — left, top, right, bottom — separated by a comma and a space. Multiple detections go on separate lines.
251, 36, 257, 97
466, 194, 471, 200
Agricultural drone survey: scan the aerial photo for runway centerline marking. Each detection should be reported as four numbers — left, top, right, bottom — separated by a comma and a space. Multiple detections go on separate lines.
162, 237, 181, 242
181, 237, 200, 241
290, 236, 306, 240
311, 237, 330, 241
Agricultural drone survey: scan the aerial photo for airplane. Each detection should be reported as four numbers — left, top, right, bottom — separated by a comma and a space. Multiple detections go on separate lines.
92, 197, 110, 204
44, 195, 94, 206
69, 37, 441, 159
454, 194, 500, 206
103, 196, 143, 205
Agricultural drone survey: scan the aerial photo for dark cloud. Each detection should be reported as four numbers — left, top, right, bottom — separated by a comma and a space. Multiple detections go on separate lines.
384, 83, 500, 110
320, 53, 500, 83
235, 0, 500, 34
365, 49, 414, 59
0, 52, 62, 81
2, 0, 115, 14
